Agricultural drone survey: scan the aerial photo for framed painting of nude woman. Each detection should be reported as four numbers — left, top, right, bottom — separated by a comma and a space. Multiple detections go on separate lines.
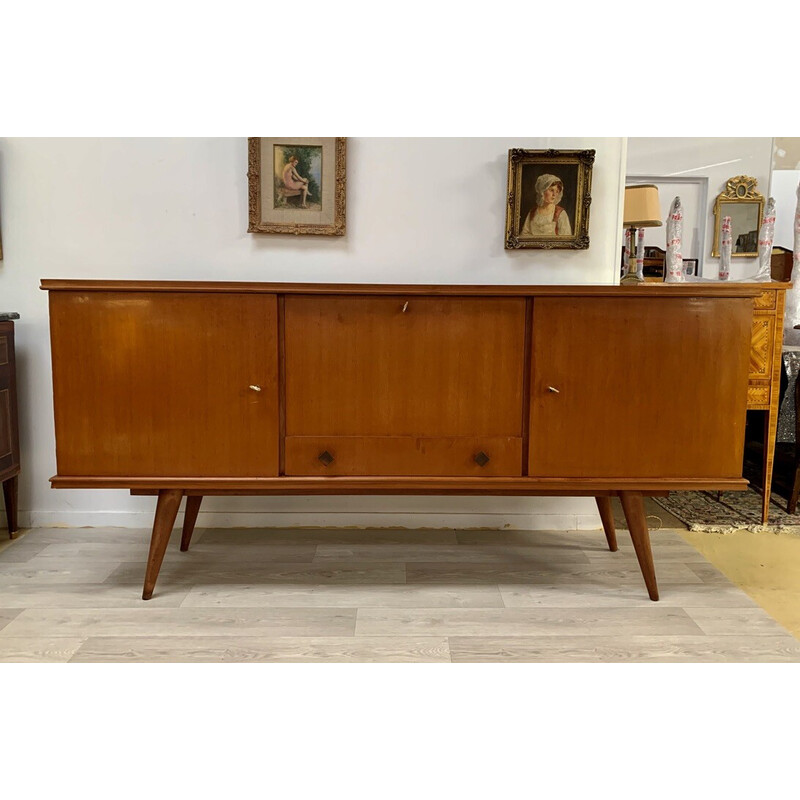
247, 137, 346, 236
505, 148, 594, 250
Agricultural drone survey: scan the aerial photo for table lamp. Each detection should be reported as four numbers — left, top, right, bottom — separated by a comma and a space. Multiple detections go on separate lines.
621, 184, 662, 284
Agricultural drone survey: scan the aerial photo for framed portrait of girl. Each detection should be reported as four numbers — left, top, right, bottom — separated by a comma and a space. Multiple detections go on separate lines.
505, 149, 594, 250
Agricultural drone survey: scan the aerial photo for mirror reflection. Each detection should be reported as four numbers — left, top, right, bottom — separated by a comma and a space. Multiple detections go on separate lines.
712, 175, 764, 258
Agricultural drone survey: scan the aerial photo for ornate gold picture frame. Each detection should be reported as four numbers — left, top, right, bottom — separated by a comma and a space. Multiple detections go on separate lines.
711, 175, 764, 258
505, 149, 594, 250
247, 137, 346, 236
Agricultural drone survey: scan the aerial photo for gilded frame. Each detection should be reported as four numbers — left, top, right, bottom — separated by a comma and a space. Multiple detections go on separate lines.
505, 148, 594, 250
247, 137, 346, 236
711, 175, 764, 258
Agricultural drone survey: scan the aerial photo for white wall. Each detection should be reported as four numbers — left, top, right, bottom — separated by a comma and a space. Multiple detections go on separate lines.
626, 138, 774, 280
0, 137, 626, 530
771, 170, 800, 251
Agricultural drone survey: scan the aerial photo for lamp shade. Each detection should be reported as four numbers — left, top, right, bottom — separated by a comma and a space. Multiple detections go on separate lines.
624, 184, 663, 228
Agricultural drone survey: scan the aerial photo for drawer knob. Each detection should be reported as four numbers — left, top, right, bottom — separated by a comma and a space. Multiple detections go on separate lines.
318, 451, 335, 466
249, 385, 262, 392
474, 451, 490, 467
547, 386, 560, 393
402, 301, 409, 313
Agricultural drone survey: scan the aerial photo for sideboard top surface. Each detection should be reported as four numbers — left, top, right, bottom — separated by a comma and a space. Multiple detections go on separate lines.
40, 279, 787, 298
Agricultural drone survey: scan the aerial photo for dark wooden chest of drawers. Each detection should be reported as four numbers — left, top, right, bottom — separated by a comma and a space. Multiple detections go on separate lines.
0, 320, 20, 537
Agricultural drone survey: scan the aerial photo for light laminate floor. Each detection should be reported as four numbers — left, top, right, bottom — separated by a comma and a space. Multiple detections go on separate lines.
1, 525, 799, 662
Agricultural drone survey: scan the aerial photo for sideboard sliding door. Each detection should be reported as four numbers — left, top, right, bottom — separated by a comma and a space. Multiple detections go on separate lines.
49, 291, 280, 477
529, 296, 752, 479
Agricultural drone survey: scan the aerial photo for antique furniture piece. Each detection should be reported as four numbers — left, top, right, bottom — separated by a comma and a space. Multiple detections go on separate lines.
747, 284, 790, 522
771, 247, 794, 282
711, 176, 765, 258
0, 314, 20, 538
43, 280, 762, 601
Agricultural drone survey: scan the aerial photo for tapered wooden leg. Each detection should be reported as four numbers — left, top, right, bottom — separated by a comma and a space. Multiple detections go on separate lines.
762, 408, 778, 525
180, 495, 203, 552
619, 491, 659, 601
2, 474, 19, 538
143, 489, 183, 600
594, 496, 618, 552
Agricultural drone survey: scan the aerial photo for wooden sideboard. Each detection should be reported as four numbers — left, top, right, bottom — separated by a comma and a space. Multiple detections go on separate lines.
42, 280, 764, 601
0, 319, 21, 538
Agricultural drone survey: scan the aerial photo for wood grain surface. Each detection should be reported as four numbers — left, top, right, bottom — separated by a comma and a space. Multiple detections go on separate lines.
529, 297, 752, 478
285, 436, 523, 477
284, 295, 526, 437
49, 291, 280, 477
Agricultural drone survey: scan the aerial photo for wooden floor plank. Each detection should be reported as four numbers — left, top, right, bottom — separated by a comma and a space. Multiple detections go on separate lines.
0, 636, 87, 663
198, 528, 460, 546
0, 584, 192, 608
70, 636, 451, 663
0, 608, 23, 633
0, 560, 125, 584
684, 607, 791, 636
448, 635, 800, 663
313, 543, 592, 564
499, 583, 763, 609
406, 561, 705, 585
179, 584, 504, 609
104, 561, 407, 586
355, 607, 705, 637
1, 607, 357, 638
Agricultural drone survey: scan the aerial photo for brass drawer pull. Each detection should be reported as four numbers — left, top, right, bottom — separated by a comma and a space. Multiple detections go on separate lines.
402, 301, 409, 313
249, 384, 262, 392
318, 451, 334, 466
547, 386, 560, 393
474, 451, 490, 467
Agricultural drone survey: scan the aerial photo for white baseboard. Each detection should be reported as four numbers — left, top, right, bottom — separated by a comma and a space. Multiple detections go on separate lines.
22, 510, 604, 532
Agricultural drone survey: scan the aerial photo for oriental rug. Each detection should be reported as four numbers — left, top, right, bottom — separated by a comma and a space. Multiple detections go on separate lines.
653, 488, 800, 533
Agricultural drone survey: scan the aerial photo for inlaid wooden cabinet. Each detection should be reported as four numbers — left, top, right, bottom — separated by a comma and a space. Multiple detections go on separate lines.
42, 280, 770, 601
745, 286, 789, 522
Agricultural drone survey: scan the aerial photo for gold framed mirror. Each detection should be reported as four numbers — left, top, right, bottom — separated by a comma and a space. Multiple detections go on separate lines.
711, 175, 764, 258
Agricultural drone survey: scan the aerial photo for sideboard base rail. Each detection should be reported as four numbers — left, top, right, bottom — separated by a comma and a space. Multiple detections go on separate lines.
49, 475, 750, 493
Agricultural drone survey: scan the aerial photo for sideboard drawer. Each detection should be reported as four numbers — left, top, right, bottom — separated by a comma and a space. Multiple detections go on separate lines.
753, 290, 777, 310
285, 436, 523, 477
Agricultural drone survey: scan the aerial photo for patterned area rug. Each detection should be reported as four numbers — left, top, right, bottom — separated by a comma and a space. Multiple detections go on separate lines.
653, 488, 800, 533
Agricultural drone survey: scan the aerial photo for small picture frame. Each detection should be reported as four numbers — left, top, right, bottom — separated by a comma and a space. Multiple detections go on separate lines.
247, 137, 346, 236
505, 149, 594, 250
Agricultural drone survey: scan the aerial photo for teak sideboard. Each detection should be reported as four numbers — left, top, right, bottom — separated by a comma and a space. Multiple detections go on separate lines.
42, 280, 777, 601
